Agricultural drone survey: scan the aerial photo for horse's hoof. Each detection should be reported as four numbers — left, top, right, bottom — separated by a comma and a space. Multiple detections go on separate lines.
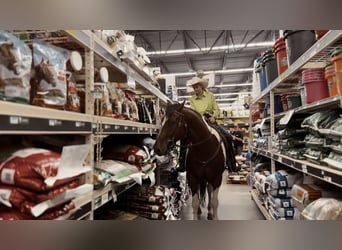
207, 213, 213, 220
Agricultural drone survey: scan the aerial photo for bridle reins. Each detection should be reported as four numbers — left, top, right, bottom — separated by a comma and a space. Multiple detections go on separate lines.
169, 109, 223, 167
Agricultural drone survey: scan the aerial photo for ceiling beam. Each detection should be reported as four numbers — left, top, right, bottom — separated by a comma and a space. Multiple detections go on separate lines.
182, 31, 194, 71
204, 30, 225, 55
222, 30, 230, 70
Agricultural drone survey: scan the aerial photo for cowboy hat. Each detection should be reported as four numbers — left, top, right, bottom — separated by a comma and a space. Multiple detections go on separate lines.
187, 76, 209, 89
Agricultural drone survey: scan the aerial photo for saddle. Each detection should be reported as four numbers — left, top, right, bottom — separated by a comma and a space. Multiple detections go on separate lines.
177, 117, 240, 173
209, 123, 240, 172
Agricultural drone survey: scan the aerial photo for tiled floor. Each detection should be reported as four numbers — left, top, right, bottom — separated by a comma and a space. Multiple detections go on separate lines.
180, 171, 265, 220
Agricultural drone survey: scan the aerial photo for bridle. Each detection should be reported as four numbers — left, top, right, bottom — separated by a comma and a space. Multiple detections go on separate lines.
166, 108, 223, 167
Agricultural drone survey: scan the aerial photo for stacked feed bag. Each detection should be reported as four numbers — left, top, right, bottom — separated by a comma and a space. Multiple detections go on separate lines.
0, 146, 93, 220
301, 109, 342, 168
264, 170, 303, 220
253, 171, 271, 205
117, 185, 180, 220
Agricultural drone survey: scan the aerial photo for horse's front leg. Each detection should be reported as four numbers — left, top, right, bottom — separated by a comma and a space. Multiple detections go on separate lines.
211, 187, 220, 220
191, 192, 201, 220
207, 184, 213, 220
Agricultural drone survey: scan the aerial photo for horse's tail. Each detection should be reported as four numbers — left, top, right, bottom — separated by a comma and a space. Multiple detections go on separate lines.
199, 182, 207, 207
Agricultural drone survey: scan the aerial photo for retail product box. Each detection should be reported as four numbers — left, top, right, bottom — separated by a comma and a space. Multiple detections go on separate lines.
291, 184, 322, 211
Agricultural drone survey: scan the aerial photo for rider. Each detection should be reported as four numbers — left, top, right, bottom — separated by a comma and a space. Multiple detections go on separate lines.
177, 73, 238, 172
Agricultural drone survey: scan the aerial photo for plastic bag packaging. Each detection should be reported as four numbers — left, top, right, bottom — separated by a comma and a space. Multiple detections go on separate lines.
303, 134, 325, 148
301, 110, 340, 135
321, 151, 342, 170
93, 167, 113, 189
31, 39, 69, 109
320, 117, 342, 138
0, 31, 32, 103
301, 198, 342, 220
303, 148, 329, 165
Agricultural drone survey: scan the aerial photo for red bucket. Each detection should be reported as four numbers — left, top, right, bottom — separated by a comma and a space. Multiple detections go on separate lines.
273, 37, 288, 75
303, 80, 329, 103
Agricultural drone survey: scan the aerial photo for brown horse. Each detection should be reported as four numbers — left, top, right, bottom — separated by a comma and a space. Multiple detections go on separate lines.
154, 101, 226, 220
0, 42, 19, 75
33, 59, 57, 86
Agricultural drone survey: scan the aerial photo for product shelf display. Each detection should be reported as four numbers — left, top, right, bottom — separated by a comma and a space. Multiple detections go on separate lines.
0, 30, 171, 220
250, 30, 342, 220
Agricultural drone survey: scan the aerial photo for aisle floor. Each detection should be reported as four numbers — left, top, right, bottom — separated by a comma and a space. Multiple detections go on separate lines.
180, 171, 265, 220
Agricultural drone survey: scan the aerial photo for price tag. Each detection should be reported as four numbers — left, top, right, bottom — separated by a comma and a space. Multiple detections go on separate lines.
9, 116, 19, 124
111, 190, 117, 203
75, 121, 85, 127
127, 73, 136, 89
94, 196, 101, 209
102, 192, 109, 204
49, 119, 62, 126
302, 164, 308, 174
92, 91, 103, 99
323, 176, 332, 182
124, 126, 128, 130
278, 156, 282, 162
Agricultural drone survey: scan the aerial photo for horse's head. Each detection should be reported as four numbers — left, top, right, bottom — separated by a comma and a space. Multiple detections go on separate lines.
33, 59, 57, 86
0, 42, 20, 75
154, 101, 188, 155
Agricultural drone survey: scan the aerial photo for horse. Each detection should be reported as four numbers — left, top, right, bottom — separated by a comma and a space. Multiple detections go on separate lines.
30, 59, 58, 105
0, 42, 20, 75
154, 101, 226, 220
32, 59, 57, 87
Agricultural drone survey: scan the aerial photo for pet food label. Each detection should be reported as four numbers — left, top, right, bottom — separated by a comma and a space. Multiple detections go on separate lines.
152, 205, 159, 212
151, 213, 159, 219
286, 210, 294, 217
0, 189, 11, 207
1, 168, 15, 185
282, 201, 290, 208
149, 196, 156, 203
279, 180, 287, 187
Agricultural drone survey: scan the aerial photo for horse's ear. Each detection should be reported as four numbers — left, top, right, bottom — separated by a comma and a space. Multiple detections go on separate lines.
180, 100, 185, 108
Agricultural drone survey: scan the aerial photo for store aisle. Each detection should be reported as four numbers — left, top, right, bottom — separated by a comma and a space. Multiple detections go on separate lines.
180, 171, 264, 220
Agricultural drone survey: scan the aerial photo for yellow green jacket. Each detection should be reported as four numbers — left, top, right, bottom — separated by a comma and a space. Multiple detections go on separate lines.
189, 90, 220, 118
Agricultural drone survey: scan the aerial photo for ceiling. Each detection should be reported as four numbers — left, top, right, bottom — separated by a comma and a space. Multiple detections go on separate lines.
126, 30, 279, 107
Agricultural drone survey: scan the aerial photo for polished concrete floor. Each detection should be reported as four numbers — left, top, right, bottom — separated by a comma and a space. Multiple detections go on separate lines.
180, 171, 265, 220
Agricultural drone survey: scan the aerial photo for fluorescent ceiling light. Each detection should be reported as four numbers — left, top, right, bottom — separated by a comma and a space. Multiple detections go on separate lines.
178, 92, 251, 98
146, 41, 274, 56
177, 83, 253, 90
161, 68, 254, 77
179, 97, 237, 102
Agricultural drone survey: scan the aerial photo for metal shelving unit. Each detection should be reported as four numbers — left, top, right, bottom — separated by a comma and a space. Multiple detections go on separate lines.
250, 30, 342, 219
251, 147, 342, 188
250, 189, 272, 220
0, 30, 169, 220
